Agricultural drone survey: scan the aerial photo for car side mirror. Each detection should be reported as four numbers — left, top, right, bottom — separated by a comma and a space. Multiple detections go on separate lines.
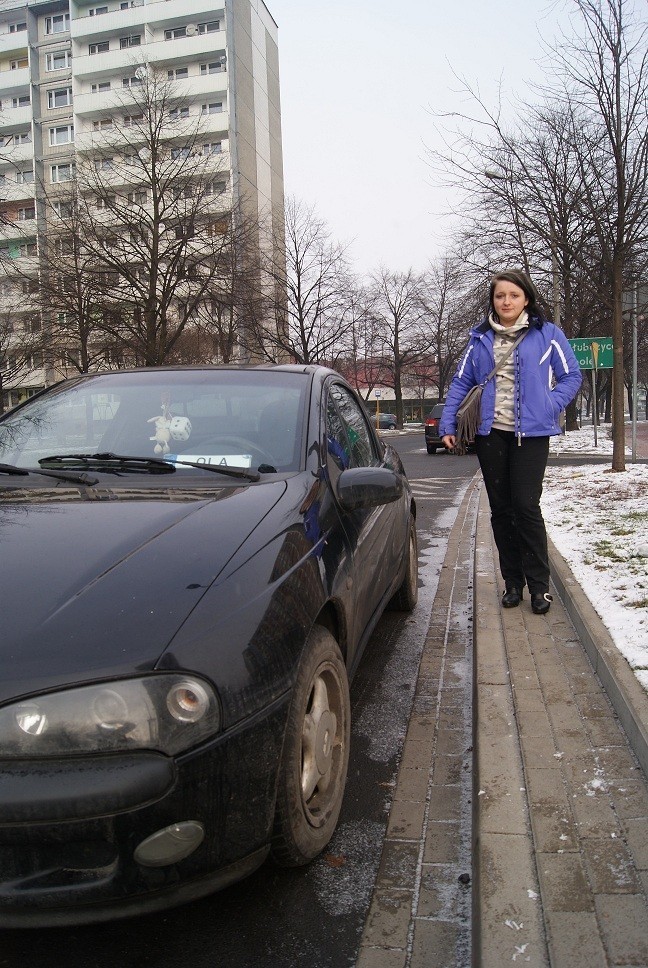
336, 467, 403, 511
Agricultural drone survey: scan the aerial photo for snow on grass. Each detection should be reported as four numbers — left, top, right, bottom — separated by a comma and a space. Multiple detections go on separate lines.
542, 425, 648, 692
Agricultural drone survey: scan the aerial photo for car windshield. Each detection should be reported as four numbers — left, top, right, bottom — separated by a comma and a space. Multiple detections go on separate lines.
0, 369, 308, 475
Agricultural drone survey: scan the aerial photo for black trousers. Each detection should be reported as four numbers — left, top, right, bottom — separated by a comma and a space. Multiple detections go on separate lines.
475, 429, 551, 594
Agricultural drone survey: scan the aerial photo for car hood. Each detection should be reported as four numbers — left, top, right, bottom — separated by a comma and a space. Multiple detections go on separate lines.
0, 482, 286, 702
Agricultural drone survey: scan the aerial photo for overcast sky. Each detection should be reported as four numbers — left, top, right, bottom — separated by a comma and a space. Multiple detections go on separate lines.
267, 0, 570, 276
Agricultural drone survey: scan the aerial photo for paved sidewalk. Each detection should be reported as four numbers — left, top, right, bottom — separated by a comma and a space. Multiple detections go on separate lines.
474, 492, 648, 967
357, 473, 648, 967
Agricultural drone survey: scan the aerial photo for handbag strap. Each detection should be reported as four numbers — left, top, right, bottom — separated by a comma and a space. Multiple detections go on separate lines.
479, 328, 528, 387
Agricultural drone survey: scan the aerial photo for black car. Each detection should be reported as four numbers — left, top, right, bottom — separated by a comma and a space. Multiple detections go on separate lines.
424, 402, 446, 453
0, 365, 417, 927
424, 403, 474, 454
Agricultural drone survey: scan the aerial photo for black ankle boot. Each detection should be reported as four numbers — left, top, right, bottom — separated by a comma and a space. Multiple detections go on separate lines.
531, 592, 553, 615
502, 586, 523, 608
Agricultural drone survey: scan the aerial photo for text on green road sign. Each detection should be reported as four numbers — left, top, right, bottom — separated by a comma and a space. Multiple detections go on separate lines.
568, 337, 614, 369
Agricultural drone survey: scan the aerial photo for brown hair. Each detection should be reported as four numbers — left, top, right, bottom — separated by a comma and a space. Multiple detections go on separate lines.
488, 269, 545, 323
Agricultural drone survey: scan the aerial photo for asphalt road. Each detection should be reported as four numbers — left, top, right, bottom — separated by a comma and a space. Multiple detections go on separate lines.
0, 437, 479, 968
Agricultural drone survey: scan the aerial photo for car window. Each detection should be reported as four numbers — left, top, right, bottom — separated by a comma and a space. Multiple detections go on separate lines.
431, 404, 444, 418
0, 371, 308, 472
326, 384, 377, 476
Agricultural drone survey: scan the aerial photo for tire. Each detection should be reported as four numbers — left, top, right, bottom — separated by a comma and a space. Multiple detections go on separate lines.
271, 627, 350, 867
387, 423, 397, 430
388, 514, 418, 612
426, 444, 437, 454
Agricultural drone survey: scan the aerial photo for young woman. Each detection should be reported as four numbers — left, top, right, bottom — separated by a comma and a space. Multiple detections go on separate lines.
440, 269, 582, 614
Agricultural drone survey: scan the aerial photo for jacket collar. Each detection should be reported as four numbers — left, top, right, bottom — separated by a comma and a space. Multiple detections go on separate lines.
473, 314, 544, 337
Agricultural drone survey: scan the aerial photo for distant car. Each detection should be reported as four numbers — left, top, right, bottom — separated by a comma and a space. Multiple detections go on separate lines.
373, 412, 398, 430
425, 402, 474, 454
0, 364, 418, 927
425, 402, 446, 453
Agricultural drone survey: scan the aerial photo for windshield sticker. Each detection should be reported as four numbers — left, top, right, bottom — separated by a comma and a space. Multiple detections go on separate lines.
165, 454, 253, 468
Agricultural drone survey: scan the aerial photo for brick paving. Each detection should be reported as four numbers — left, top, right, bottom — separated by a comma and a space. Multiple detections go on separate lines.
356, 438, 648, 967
356, 481, 479, 968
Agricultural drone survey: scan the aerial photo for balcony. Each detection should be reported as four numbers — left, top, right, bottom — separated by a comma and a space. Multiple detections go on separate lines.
0, 105, 32, 131
129, 0, 224, 31
0, 180, 36, 203
0, 67, 30, 99
71, 8, 148, 42
0, 142, 34, 165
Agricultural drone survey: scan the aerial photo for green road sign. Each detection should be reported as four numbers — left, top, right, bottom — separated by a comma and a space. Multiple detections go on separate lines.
568, 337, 614, 369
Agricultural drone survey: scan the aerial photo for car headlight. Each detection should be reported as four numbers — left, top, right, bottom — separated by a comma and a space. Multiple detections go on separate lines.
0, 675, 220, 758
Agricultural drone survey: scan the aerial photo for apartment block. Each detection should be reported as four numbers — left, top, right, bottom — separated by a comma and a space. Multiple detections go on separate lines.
0, 0, 284, 408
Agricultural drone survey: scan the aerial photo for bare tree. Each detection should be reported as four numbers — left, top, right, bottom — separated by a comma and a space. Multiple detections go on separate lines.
248, 197, 355, 364
419, 256, 485, 401
428, 0, 648, 466
368, 269, 430, 426
68, 66, 239, 366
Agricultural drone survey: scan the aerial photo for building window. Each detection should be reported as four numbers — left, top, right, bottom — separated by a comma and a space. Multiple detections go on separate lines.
46, 14, 71, 34
53, 200, 74, 217
120, 35, 141, 48
198, 21, 219, 33
7, 132, 31, 145
202, 142, 222, 155
10, 59, 29, 70
92, 81, 111, 93
171, 146, 191, 160
18, 207, 36, 221
200, 59, 226, 74
94, 195, 115, 209
123, 114, 144, 127
89, 6, 108, 14
204, 181, 226, 196
9, 22, 27, 33
128, 190, 147, 206
51, 164, 74, 183
169, 107, 189, 118
94, 157, 114, 171
47, 87, 72, 108
89, 41, 110, 54
11, 95, 30, 108
120, 0, 143, 7
201, 102, 223, 115
92, 118, 113, 131
19, 242, 38, 257
122, 76, 142, 88
168, 67, 189, 79
16, 169, 34, 184
164, 26, 187, 40
46, 50, 72, 71
50, 125, 74, 145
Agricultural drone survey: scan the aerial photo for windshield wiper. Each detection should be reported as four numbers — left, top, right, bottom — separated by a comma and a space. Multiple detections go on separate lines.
1, 462, 98, 485
39, 452, 176, 475
39, 452, 260, 482
168, 458, 260, 482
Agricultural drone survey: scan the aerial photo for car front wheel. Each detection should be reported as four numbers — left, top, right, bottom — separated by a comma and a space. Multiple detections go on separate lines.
271, 627, 350, 867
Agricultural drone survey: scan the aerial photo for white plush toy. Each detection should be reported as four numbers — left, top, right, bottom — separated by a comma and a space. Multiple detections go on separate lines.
147, 413, 192, 455
148, 414, 172, 454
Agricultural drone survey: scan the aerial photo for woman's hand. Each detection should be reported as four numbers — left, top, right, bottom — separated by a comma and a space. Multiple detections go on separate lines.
442, 434, 456, 451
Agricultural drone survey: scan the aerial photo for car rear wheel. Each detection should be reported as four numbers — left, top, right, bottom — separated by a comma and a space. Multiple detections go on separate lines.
271, 627, 350, 867
388, 514, 418, 611
426, 443, 437, 454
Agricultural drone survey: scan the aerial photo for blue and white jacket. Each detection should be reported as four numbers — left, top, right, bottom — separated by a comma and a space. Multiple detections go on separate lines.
439, 316, 582, 440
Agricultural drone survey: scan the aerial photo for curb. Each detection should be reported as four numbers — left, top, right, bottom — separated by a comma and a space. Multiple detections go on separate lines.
548, 535, 648, 778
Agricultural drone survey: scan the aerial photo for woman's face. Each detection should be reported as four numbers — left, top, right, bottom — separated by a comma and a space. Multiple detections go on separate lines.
493, 280, 529, 326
